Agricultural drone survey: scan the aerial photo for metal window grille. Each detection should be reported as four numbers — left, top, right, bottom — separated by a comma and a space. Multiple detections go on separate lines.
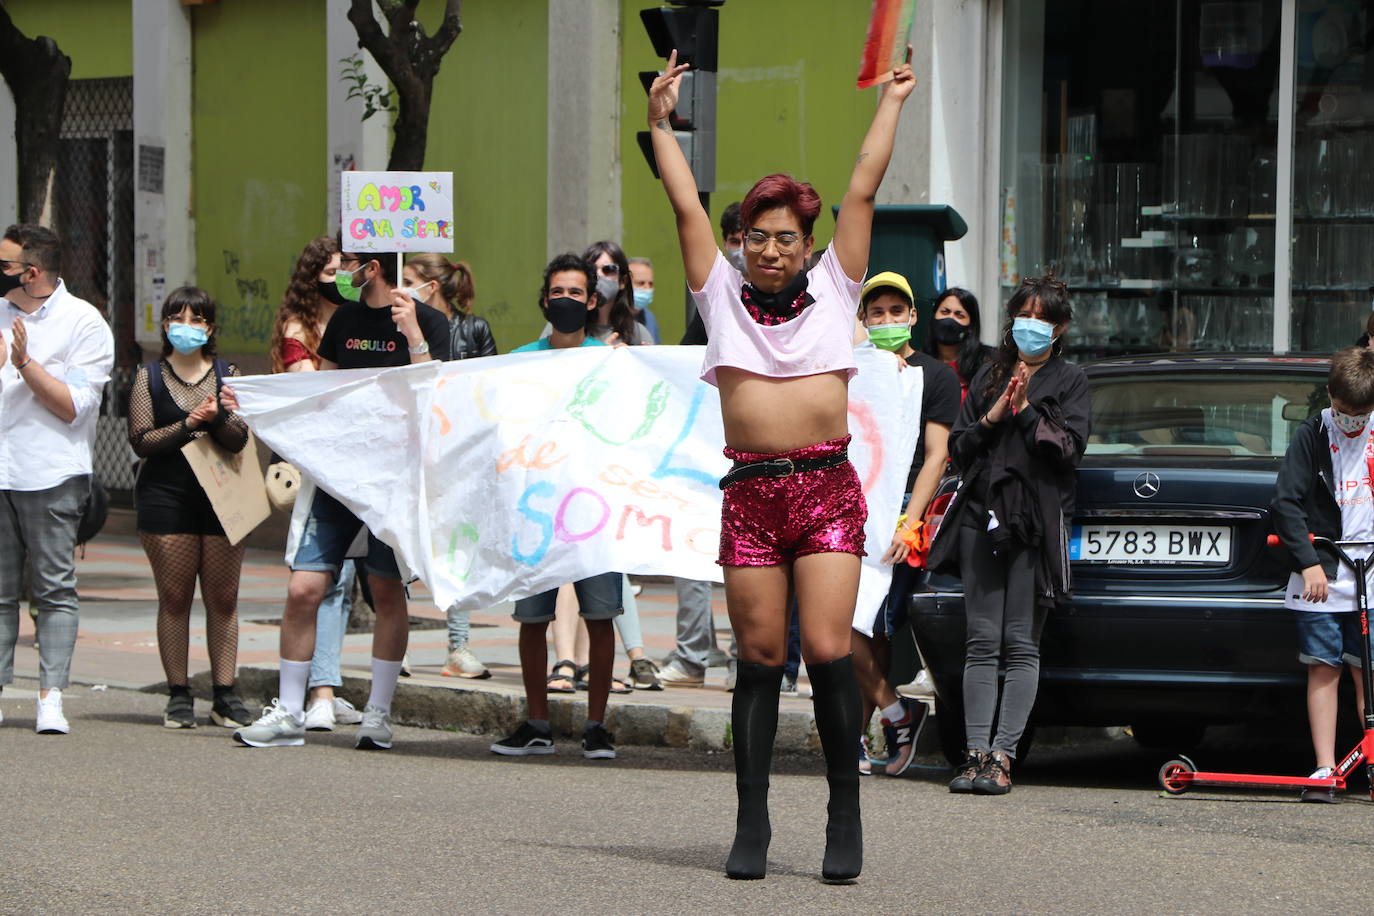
55, 77, 137, 502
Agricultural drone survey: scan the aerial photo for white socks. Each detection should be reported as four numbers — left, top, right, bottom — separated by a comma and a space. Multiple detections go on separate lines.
366, 658, 404, 713
279, 659, 312, 718
881, 699, 906, 723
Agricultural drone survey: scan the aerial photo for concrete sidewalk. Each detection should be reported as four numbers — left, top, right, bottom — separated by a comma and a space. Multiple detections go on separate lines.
12, 515, 839, 752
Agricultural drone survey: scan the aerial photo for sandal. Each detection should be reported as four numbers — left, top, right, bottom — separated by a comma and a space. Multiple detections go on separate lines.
575, 664, 632, 694
547, 659, 577, 694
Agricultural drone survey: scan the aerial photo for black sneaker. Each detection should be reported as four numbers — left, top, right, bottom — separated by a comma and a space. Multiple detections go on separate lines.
582, 722, 617, 760
881, 697, 926, 777
949, 750, 985, 793
163, 693, 197, 729
490, 721, 555, 756
210, 691, 253, 729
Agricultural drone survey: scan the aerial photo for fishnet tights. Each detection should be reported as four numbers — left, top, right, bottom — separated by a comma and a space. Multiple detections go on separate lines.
140, 533, 246, 686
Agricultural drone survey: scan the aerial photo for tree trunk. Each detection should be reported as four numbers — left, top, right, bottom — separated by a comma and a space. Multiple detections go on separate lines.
0, 9, 71, 225
347, 0, 462, 171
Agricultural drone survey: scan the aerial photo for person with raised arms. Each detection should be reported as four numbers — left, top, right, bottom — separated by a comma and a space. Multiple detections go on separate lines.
647, 49, 916, 882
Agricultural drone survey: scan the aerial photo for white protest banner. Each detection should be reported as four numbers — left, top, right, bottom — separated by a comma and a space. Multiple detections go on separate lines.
340, 170, 454, 254
181, 431, 271, 546
229, 347, 921, 622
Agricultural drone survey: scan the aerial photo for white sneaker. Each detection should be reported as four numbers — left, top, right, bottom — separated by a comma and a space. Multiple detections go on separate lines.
355, 705, 393, 750
441, 646, 491, 679
303, 697, 336, 732
657, 659, 705, 688
332, 697, 363, 725
36, 689, 69, 735
233, 699, 305, 747
897, 668, 936, 700
1301, 766, 1338, 803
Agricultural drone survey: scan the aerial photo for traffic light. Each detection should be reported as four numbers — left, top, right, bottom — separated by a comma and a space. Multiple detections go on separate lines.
636, 3, 721, 192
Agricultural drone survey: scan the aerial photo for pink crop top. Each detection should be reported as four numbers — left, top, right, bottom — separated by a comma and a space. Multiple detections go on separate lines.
690, 245, 863, 387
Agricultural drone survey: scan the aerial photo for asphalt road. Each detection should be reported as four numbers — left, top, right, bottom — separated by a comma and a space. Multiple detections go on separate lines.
1, 682, 1370, 915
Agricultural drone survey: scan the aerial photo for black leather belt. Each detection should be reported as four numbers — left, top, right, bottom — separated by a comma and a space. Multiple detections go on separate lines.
718, 449, 848, 490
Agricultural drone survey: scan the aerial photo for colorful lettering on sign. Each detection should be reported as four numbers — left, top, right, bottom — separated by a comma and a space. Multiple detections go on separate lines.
650, 383, 717, 488
567, 362, 669, 445
497, 436, 568, 472
356, 183, 427, 212
513, 481, 556, 566
847, 401, 883, 494
554, 488, 611, 543
401, 218, 452, 240
617, 506, 671, 551
349, 218, 395, 240
446, 522, 480, 582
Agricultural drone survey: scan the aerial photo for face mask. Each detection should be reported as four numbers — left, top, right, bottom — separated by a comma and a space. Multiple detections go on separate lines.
595, 275, 620, 305
1011, 316, 1056, 357
932, 316, 970, 346
166, 323, 209, 354
0, 268, 24, 297
545, 296, 589, 334
726, 246, 747, 273
866, 323, 912, 352
633, 288, 654, 309
317, 278, 350, 307
403, 283, 431, 306
1331, 408, 1371, 436
334, 264, 367, 302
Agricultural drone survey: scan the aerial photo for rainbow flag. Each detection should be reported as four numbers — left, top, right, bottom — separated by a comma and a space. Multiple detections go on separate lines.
856, 0, 917, 89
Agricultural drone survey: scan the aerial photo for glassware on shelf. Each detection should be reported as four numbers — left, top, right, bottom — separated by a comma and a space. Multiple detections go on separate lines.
1175, 236, 1222, 287
1296, 135, 1334, 219
1224, 225, 1275, 280
1247, 148, 1277, 217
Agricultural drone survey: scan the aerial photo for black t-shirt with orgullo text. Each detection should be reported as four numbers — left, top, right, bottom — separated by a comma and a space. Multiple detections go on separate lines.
318, 300, 452, 369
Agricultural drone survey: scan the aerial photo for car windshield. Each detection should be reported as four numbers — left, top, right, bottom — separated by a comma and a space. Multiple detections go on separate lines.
1086, 373, 1328, 457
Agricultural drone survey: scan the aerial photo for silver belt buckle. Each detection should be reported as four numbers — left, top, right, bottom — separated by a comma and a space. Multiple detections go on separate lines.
771, 458, 795, 477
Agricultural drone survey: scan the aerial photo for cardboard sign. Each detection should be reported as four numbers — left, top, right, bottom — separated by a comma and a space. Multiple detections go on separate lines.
182, 431, 271, 546
857, 0, 917, 89
340, 170, 454, 253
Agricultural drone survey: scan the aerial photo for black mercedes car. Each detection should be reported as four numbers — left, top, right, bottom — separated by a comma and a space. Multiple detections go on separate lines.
906, 355, 1332, 763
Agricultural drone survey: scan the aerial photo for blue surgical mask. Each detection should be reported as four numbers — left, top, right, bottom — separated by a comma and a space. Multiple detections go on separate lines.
167, 323, 209, 354
1011, 316, 1056, 357
633, 287, 654, 309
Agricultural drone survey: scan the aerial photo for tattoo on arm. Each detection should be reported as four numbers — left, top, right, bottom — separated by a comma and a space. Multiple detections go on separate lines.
655, 119, 672, 133
855, 152, 870, 166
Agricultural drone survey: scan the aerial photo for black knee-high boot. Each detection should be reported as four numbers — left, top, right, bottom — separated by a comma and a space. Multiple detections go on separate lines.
809, 653, 863, 882
726, 661, 784, 880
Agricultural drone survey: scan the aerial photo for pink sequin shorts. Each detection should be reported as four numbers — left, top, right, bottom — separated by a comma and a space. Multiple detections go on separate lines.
718, 434, 868, 567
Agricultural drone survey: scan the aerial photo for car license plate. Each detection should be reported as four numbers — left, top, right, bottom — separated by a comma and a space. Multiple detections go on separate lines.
1069, 524, 1231, 565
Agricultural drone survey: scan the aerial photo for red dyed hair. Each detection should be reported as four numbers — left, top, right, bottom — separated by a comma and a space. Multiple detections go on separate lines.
740, 173, 823, 237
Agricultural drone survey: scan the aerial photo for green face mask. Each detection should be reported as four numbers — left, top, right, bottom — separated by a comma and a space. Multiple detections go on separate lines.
334, 265, 366, 302
867, 323, 911, 352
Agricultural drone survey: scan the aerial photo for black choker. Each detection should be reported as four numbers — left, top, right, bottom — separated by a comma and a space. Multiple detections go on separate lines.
740, 269, 814, 326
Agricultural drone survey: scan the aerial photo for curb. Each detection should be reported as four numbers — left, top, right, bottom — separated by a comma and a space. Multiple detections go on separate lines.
189, 665, 825, 754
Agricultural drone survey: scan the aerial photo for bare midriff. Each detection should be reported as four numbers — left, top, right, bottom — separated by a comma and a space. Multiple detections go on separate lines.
716, 367, 850, 454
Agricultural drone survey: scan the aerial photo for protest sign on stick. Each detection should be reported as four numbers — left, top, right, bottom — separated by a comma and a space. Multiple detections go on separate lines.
857, 0, 917, 89
340, 170, 455, 254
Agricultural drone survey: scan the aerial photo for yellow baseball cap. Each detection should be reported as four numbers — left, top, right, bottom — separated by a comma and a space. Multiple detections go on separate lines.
860, 270, 914, 305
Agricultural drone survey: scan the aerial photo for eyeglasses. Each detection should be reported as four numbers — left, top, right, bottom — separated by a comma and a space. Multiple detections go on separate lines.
598, 263, 621, 277
0, 259, 32, 271
744, 231, 803, 254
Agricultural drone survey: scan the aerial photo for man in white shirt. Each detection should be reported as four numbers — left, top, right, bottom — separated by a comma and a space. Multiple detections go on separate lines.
0, 223, 114, 734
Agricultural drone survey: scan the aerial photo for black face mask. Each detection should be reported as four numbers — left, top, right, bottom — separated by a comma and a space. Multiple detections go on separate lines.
0, 269, 25, 297
545, 296, 589, 334
932, 316, 970, 346
740, 268, 814, 327
316, 278, 350, 307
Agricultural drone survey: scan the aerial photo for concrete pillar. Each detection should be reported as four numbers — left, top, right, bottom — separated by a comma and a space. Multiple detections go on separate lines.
326, 0, 389, 233
132, 0, 193, 345
546, 0, 622, 257
0, 79, 16, 228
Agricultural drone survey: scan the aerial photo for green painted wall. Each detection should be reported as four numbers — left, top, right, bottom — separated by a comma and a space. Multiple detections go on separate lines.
191, 0, 327, 356
6, 0, 132, 79
419, 0, 549, 351
619, 0, 873, 344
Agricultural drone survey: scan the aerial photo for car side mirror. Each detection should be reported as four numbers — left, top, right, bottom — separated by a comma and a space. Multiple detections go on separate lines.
1281, 403, 1315, 422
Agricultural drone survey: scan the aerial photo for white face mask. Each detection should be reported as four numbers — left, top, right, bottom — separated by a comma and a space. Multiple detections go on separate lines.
1331, 407, 1371, 436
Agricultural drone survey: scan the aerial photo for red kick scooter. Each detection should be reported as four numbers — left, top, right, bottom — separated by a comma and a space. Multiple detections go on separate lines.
1158, 534, 1374, 801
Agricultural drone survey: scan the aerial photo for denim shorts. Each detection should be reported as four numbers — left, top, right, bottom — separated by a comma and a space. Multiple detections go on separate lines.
292, 488, 400, 581
1295, 610, 1373, 669
512, 572, 624, 624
